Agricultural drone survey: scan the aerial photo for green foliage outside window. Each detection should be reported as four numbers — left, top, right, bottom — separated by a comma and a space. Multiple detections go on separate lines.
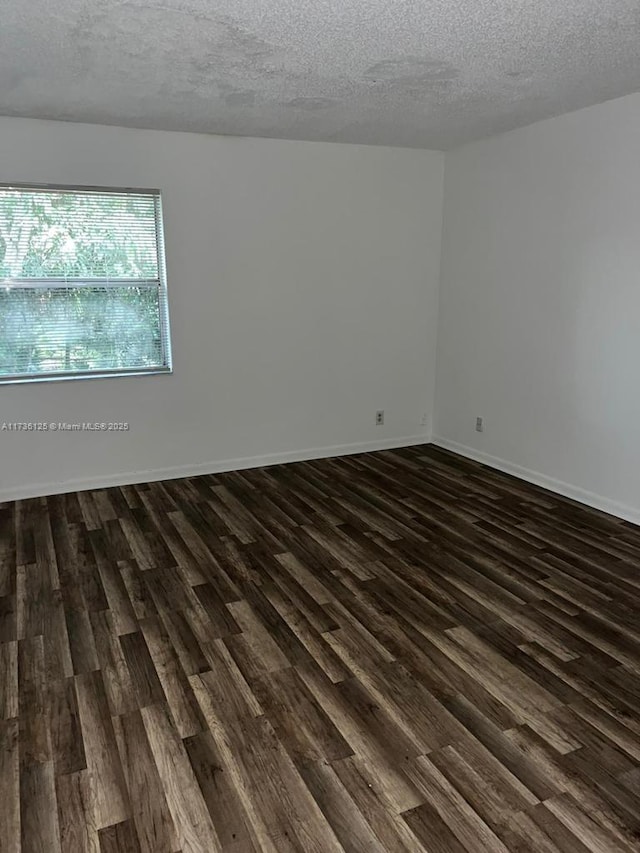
0, 188, 169, 379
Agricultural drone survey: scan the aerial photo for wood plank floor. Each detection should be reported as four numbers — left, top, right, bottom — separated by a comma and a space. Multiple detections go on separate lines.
2, 445, 640, 852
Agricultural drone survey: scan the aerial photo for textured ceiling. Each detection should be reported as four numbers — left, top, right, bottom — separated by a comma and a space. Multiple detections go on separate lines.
1, 0, 640, 149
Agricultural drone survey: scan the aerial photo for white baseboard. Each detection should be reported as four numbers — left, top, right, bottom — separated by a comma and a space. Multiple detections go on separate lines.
6, 431, 638, 527
431, 435, 640, 526
0, 434, 431, 503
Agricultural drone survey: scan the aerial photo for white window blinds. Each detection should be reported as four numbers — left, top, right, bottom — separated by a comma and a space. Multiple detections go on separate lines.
0, 184, 171, 383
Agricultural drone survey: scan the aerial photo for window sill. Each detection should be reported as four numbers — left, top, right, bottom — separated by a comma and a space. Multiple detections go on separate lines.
0, 367, 173, 385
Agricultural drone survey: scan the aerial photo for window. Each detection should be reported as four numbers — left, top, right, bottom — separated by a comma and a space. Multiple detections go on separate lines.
0, 183, 171, 383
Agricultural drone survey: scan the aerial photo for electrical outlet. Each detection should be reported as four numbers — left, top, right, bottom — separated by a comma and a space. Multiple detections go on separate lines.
475, 416, 484, 433
375, 410, 384, 426
420, 412, 429, 428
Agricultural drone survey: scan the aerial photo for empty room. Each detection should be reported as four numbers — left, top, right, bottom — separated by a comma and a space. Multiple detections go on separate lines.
1, 1, 640, 851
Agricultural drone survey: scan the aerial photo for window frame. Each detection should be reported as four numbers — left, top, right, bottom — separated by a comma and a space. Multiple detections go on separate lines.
0, 181, 173, 385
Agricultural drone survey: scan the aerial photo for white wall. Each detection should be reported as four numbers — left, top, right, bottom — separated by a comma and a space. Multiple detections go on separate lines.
0, 117, 444, 500
435, 93, 640, 522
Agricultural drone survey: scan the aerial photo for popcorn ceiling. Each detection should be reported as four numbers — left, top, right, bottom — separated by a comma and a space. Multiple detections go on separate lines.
1, 0, 638, 148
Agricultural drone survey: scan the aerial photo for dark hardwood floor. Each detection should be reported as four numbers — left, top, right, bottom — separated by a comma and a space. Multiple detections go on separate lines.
2, 445, 640, 852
